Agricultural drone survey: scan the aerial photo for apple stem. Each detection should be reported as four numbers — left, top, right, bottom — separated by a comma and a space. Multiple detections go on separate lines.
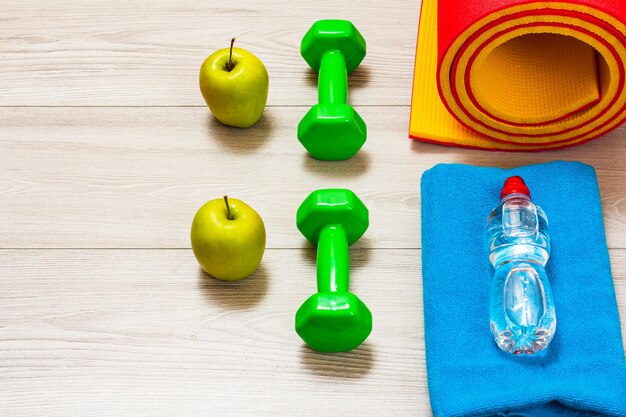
223, 195, 233, 220
224, 38, 237, 72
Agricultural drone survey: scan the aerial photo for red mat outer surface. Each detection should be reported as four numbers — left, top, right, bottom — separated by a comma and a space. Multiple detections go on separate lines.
438, 1, 626, 57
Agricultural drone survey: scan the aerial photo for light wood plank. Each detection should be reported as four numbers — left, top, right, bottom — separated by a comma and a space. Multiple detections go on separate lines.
2, 107, 626, 249
0, 249, 426, 417
0, 0, 420, 106
1, 248, 625, 416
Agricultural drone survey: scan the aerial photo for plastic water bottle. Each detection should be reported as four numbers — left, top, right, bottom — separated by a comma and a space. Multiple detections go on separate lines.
487, 176, 556, 355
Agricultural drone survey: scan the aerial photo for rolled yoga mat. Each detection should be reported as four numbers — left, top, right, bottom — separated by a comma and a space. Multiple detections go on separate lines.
409, 0, 626, 151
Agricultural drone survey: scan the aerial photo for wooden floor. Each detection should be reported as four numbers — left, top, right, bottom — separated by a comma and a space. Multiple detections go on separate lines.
1, 1, 625, 416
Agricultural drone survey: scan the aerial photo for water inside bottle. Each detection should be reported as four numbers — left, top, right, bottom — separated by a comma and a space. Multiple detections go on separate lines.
504, 264, 545, 328
502, 197, 538, 240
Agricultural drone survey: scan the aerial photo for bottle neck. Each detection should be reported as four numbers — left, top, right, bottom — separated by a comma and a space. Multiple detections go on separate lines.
500, 192, 531, 203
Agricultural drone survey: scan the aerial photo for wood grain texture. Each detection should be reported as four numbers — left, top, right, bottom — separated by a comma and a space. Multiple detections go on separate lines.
3, 106, 626, 249
0, 249, 426, 417
0, 248, 625, 416
0, 0, 420, 106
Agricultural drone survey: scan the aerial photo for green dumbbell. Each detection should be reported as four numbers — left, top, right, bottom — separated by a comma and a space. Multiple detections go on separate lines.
295, 189, 372, 352
298, 20, 367, 161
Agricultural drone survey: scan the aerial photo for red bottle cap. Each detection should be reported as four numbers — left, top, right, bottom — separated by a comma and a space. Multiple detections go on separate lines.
500, 176, 531, 200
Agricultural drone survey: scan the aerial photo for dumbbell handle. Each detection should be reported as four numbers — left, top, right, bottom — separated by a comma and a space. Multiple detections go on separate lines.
317, 224, 349, 293
318, 50, 348, 105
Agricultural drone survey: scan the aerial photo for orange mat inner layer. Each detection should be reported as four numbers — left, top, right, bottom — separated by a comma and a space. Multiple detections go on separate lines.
409, 0, 626, 151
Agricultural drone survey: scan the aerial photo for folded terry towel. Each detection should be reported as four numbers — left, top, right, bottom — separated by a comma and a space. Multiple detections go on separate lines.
420, 161, 626, 417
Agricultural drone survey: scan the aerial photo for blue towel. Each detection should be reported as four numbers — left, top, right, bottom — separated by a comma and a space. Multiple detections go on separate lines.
420, 161, 626, 417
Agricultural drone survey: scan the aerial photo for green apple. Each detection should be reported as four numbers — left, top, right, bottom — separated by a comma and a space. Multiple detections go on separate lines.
199, 39, 269, 128
191, 196, 266, 281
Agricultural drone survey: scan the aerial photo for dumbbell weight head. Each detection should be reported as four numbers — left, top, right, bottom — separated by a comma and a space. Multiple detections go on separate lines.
298, 104, 367, 161
301, 20, 366, 74
295, 189, 371, 352
296, 188, 368, 245
296, 292, 372, 352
